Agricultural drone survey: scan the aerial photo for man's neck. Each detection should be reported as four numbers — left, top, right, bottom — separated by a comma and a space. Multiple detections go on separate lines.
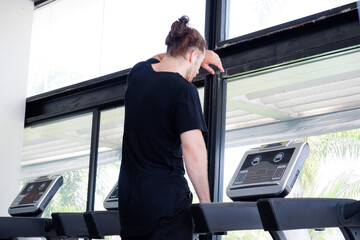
152, 55, 190, 80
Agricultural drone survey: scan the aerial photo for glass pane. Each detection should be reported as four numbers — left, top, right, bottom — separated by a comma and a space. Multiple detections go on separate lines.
224, 47, 360, 238
226, 47, 360, 146
21, 113, 93, 216
95, 107, 124, 211
287, 130, 360, 239
100, 0, 206, 76
43, 168, 89, 217
223, 230, 271, 240
223, 145, 272, 239
291, 131, 360, 199
185, 87, 205, 203
28, 0, 206, 97
227, 0, 356, 39
28, 0, 104, 96
223, 130, 360, 239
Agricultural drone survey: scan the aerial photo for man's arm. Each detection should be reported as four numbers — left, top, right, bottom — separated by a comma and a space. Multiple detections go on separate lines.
181, 129, 211, 203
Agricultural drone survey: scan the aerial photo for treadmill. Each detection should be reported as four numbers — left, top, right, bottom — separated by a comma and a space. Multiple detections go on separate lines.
0, 175, 63, 239
191, 140, 360, 239
83, 184, 120, 238
13, 141, 357, 239
51, 182, 120, 239
191, 140, 310, 239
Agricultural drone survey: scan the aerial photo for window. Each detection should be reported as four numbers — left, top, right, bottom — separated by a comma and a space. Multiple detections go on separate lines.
28, 0, 206, 97
95, 107, 124, 210
22, 86, 205, 215
226, 46, 360, 146
226, 0, 356, 39
223, 46, 360, 239
21, 113, 93, 216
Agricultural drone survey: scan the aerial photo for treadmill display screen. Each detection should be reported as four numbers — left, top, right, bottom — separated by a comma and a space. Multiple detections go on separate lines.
233, 148, 295, 185
109, 186, 118, 199
18, 180, 52, 205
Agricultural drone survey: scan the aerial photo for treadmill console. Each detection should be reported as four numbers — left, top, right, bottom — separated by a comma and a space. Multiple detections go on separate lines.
103, 182, 118, 210
8, 175, 63, 217
226, 141, 309, 201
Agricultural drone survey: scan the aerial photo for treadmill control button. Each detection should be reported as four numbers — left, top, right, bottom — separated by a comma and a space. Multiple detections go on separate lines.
274, 152, 285, 162
234, 170, 248, 184
272, 165, 286, 180
27, 185, 34, 192
251, 155, 262, 165
39, 183, 46, 190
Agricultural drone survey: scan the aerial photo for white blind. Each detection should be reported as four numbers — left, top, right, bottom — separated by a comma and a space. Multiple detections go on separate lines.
225, 46, 360, 147
21, 108, 124, 180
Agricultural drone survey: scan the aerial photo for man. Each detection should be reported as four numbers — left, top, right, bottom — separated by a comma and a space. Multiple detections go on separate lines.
118, 16, 224, 240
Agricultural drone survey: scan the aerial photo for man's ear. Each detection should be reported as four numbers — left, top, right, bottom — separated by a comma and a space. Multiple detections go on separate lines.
189, 50, 198, 63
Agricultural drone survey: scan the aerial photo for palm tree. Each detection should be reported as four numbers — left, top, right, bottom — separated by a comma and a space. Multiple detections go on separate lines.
42, 168, 89, 218
223, 129, 360, 239
290, 129, 360, 239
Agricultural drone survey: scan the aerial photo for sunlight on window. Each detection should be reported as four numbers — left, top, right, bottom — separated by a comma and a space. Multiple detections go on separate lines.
28, 0, 205, 97
227, 0, 356, 39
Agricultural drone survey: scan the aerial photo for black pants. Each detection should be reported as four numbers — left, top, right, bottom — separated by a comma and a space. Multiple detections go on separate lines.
120, 192, 193, 240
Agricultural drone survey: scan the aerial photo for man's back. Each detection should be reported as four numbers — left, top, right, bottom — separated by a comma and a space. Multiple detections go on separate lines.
118, 58, 206, 236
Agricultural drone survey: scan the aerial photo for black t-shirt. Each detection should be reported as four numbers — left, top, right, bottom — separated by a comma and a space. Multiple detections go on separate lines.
118, 58, 207, 236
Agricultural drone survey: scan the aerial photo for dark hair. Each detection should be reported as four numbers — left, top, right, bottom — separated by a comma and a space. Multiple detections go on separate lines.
165, 16, 206, 57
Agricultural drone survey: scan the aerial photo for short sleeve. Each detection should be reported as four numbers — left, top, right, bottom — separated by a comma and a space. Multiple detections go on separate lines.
129, 58, 159, 74
146, 58, 160, 63
175, 84, 208, 135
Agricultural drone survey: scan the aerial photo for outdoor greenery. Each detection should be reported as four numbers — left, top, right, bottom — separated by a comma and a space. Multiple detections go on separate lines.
17, 127, 360, 240
223, 129, 360, 240
94, 161, 121, 210
293, 130, 360, 239
42, 168, 89, 218
40, 160, 122, 217
25, 128, 359, 239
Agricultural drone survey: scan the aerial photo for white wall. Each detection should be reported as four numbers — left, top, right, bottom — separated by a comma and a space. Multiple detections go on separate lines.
0, 0, 34, 216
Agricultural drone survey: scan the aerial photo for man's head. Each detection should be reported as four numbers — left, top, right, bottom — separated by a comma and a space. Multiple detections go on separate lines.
165, 16, 206, 81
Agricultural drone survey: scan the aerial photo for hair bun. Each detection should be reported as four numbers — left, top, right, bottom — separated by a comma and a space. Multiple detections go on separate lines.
168, 15, 191, 40
165, 15, 206, 57
178, 16, 189, 25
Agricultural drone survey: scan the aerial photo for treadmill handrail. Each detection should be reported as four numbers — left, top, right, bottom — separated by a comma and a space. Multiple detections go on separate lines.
0, 217, 57, 238
257, 198, 360, 231
190, 202, 263, 234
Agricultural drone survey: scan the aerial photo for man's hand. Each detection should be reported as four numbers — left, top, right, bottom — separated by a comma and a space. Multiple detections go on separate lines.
201, 50, 224, 75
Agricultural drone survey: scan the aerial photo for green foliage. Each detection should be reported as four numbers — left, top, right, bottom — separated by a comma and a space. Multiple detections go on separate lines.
38, 159, 120, 218
223, 230, 270, 240
225, 129, 360, 239
42, 168, 89, 218
31, 129, 360, 239
95, 161, 120, 210
293, 130, 360, 200
290, 129, 360, 239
